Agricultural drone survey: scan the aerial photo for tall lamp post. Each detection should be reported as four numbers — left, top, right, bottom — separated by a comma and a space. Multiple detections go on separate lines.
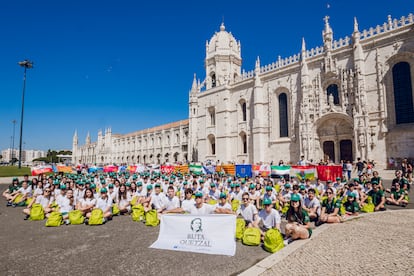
18, 60, 33, 169
12, 119, 16, 164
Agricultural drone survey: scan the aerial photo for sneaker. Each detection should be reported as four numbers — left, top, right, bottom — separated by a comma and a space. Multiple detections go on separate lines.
6, 202, 12, 207
64, 219, 70, 225
12, 204, 17, 208
84, 218, 89, 225
314, 220, 323, 227
283, 238, 293, 246
24, 215, 30, 220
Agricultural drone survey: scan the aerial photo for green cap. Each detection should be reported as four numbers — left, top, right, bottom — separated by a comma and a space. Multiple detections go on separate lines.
299, 185, 306, 190
235, 183, 241, 187
265, 186, 272, 191
147, 184, 153, 190
219, 192, 227, 199
348, 192, 355, 198
199, 179, 204, 183
249, 184, 255, 189
155, 183, 161, 188
137, 181, 142, 187
125, 182, 131, 187
60, 184, 66, 190
210, 183, 216, 187
336, 177, 341, 180
285, 183, 291, 188
290, 194, 301, 202
100, 188, 108, 193
183, 181, 188, 185
101, 180, 106, 184
263, 198, 272, 205
108, 184, 114, 188
195, 191, 203, 197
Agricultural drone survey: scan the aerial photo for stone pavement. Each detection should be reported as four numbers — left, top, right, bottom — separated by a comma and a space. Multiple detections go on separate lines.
242, 210, 414, 275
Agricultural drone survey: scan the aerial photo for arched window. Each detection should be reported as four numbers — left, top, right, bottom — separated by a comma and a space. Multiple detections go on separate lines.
393, 62, 414, 124
175, 133, 180, 144
211, 73, 216, 88
208, 134, 216, 155
242, 102, 247, 121
326, 84, 340, 105
279, 93, 288, 137
240, 132, 247, 154
208, 107, 215, 126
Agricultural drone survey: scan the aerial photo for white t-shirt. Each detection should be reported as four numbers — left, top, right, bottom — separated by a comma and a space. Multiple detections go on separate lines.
96, 196, 112, 211
18, 186, 32, 197
304, 197, 321, 215
116, 193, 131, 208
237, 204, 258, 223
151, 192, 167, 210
33, 187, 43, 197
181, 198, 195, 211
35, 195, 54, 208
58, 196, 74, 213
215, 202, 232, 211
79, 198, 96, 208
258, 208, 281, 230
164, 196, 180, 211
187, 203, 216, 215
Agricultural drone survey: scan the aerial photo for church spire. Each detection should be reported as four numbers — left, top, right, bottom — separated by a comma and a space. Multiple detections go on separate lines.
190, 73, 198, 94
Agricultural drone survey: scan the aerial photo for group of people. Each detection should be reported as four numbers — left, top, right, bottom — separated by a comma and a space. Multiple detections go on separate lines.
2, 167, 410, 247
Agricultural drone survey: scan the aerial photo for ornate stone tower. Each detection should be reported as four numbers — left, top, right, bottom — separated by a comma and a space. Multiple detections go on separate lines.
205, 23, 242, 89
72, 130, 78, 164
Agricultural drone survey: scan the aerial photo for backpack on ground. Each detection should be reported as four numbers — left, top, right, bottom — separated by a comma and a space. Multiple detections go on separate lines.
112, 204, 120, 216
68, 210, 85, 225
145, 210, 159, 226
45, 211, 63, 227
29, 203, 45, 221
242, 227, 261, 246
235, 218, 246, 240
263, 228, 284, 253
131, 204, 145, 222
232, 199, 240, 212
88, 209, 104, 225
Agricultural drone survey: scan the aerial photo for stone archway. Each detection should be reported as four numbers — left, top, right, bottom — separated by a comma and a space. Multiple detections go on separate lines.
316, 114, 354, 163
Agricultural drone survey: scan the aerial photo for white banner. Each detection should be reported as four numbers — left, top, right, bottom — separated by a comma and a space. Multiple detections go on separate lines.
150, 214, 236, 256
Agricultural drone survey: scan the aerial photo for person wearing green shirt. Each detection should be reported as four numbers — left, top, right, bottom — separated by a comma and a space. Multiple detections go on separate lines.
386, 182, 408, 207
318, 187, 342, 224
284, 193, 312, 244
367, 182, 386, 211
343, 193, 359, 216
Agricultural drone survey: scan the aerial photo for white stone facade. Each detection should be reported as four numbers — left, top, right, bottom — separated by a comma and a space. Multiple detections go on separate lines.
72, 120, 189, 165
73, 14, 414, 167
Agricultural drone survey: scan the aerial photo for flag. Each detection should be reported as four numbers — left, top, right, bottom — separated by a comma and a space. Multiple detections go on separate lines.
271, 165, 291, 177
235, 164, 252, 178
189, 164, 203, 175
161, 165, 175, 174
316, 165, 342, 181
203, 165, 216, 175
31, 165, 54, 176
259, 164, 271, 176
290, 165, 316, 180
252, 165, 260, 176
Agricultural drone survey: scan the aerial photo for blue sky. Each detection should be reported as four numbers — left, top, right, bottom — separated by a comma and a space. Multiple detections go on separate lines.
0, 0, 411, 152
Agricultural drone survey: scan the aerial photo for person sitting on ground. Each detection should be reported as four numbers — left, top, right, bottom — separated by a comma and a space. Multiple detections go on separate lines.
23, 187, 54, 220
115, 184, 131, 215
3, 178, 20, 205
258, 198, 281, 235
261, 185, 278, 208
385, 182, 408, 207
367, 181, 386, 211
7, 180, 32, 207
236, 192, 260, 228
161, 186, 182, 214
182, 191, 230, 215
76, 188, 96, 216
284, 194, 312, 244
343, 192, 359, 216
214, 192, 233, 213
180, 188, 195, 213
58, 189, 75, 224
318, 187, 342, 224
89, 188, 112, 224
303, 188, 320, 222
370, 171, 383, 190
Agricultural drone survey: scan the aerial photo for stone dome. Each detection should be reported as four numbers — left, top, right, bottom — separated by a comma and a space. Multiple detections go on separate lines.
206, 23, 241, 59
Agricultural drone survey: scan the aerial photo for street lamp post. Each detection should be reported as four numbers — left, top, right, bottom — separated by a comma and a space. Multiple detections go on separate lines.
18, 60, 33, 169
12, 119, 16, 164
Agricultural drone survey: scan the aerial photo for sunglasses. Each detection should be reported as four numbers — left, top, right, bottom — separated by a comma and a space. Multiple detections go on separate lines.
242, 198, 249, 201
327, 192, 333, 194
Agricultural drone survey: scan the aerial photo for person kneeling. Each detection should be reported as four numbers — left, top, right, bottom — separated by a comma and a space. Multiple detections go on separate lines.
258, 198, 281, 238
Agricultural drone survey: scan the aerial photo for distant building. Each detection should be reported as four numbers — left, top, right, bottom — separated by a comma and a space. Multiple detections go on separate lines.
73, 14, 414, 167
1, 148, 46, 164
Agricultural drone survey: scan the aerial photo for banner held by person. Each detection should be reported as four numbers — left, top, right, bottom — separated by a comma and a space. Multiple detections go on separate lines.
150, 214, 236, 256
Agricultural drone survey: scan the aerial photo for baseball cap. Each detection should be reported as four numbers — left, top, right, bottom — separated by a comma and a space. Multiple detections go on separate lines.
195, 192, 203, 198
348, 192, 355, 198
265, 186, 273, 191
155, 183, 161, 188
263, 198, 272, 205
137, 181, 143, 187
219, 192, 227, 199
290, 194, 301, 202
100, 188, 108, 193
249, 184, 255, 189
285, 183, 291, 188
299, 185, 306, 190
108, 184, 114, 188
147, 184, 153, 190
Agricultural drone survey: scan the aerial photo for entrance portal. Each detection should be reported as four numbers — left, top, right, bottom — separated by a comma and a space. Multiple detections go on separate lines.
340, 140, 353, 162
323, 141, 335, 163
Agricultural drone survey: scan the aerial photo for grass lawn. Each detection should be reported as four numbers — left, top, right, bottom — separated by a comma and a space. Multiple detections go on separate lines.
0, 166, 31, 177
